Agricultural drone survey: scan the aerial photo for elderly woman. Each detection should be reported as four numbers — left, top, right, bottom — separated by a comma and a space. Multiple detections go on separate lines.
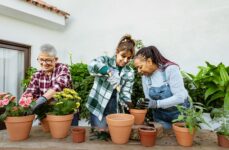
23, 44, 75, 123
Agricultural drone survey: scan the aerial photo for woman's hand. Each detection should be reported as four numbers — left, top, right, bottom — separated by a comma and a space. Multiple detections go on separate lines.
137, 98, 157, 109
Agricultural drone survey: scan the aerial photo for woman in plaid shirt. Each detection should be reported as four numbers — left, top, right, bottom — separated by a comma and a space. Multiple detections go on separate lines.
86, 35, 135, 131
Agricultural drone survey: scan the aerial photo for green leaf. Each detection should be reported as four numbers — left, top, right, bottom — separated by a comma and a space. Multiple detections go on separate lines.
206, 91, 225, 106
204, 86, 220, 100
224, 91, 229, 111
219, 65, 229, 83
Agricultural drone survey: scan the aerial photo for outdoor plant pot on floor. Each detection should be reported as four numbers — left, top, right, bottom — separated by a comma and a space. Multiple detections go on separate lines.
72, 127, 86, 143
139, 127, 157, 147
217, 134, 229, 148
47, 114, 73, 139
40, 117, 50, 132
172, 122, 195, 147
4, 115, 35, 141
130, 109, 147, 125
106, 114, 134, 144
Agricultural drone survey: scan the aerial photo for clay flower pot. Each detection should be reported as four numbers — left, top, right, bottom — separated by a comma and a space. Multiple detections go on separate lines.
130, 109, 147, 125
217, 134, 229, 148
172, 122, 195, 147
72, 127, 86, 143
40, 117, 50, 132
106, 114, 134, 144
4, 115, 35, 141
47, 114, 73, 139
139, 127, 157, 147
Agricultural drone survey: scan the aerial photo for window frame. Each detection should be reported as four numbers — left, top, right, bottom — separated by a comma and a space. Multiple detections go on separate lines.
0, 39, 31, 75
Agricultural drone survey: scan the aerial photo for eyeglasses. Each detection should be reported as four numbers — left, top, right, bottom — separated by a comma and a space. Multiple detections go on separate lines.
37, 58, 55, 64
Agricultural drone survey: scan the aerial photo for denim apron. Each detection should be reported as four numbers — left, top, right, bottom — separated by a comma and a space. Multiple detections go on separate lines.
148, 70, 189, 129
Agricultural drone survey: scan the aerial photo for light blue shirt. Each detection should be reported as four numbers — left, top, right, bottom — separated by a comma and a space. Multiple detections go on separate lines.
142, 65, 188, 109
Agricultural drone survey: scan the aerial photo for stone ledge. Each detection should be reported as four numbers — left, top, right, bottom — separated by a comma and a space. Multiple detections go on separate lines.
0, 126, 219, 150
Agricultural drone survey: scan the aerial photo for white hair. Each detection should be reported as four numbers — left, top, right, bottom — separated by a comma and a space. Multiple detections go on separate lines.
40, 44, 57, 57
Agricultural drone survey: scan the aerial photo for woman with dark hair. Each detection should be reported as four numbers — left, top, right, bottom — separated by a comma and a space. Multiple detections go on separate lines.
86, 35, 135, 131
134, 46, 189, 129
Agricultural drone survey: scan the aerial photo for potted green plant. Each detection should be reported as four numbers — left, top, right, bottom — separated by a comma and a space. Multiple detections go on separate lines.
0, 93, 35, 141
47, 88, 81, 139
182, 62, 229, 131
211, 108, 229, 148
172, 99, 208, 147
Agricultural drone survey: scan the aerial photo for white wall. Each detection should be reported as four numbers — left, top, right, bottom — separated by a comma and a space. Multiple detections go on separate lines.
0, 0, 229, 73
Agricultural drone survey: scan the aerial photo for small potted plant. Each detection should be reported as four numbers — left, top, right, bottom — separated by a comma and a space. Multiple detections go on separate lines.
129, 98, 147, 125
0, 93, 35, 141
172, 99, 208, 147
211, 108, 229, 148
47, 88, 81, 139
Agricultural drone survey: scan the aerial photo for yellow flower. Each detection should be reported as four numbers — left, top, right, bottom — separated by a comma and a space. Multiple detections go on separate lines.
75, 102, 80, 108
56, 101, 63, 105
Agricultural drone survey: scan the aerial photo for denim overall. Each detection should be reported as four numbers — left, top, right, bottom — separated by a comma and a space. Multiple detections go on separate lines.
148, 70, 189, 129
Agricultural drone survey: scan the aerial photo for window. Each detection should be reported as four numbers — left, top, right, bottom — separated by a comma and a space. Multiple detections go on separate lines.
0, 40, 31, 99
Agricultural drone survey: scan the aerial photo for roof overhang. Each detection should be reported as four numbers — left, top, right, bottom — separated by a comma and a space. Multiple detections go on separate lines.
0, 0, 69, 30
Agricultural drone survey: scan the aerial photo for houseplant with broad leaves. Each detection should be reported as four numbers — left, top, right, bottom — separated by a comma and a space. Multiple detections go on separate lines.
172, 99, 208, 147
182, 62, 229, 112
182, 62, 229, 131
47, 88, 81, 139
0, 93, 36, 141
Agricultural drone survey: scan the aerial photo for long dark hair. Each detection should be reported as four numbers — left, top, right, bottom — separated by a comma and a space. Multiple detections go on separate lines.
116, 34, 135, 57
135, 46, 177, 68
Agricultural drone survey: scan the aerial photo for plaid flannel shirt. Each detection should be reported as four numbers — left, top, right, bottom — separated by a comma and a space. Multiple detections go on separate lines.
86, 56, 135, 121
24, 63, 72, 99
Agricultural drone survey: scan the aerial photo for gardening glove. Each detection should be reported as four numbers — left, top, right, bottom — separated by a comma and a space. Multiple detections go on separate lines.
32, 96, 47, 112
107, 68, 121, 90
126, 102, 134, 109
137, 98, 157, 109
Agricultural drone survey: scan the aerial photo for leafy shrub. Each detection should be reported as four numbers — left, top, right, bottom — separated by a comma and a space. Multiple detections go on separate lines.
69, 63, 94, 119
183, 62, 229, 112
173, 99, 208, 133
21, 67, 37, 91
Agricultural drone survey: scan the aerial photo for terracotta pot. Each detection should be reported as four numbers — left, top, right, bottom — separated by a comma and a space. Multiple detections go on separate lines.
217, 134, 229, 148
130, 109, 147, 125
72, 127, 86, 143
40, 118, 50, 132
106, 113, 134, 144
139, 127, 157, 147
4, 115, 35, 141
47, 114, 73, 139
172, 122, 195, 147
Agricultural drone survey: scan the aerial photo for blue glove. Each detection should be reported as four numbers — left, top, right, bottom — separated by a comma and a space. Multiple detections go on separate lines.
32, 96, 47, 112
107, 68, 121, 88
137, 98, 157, 109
